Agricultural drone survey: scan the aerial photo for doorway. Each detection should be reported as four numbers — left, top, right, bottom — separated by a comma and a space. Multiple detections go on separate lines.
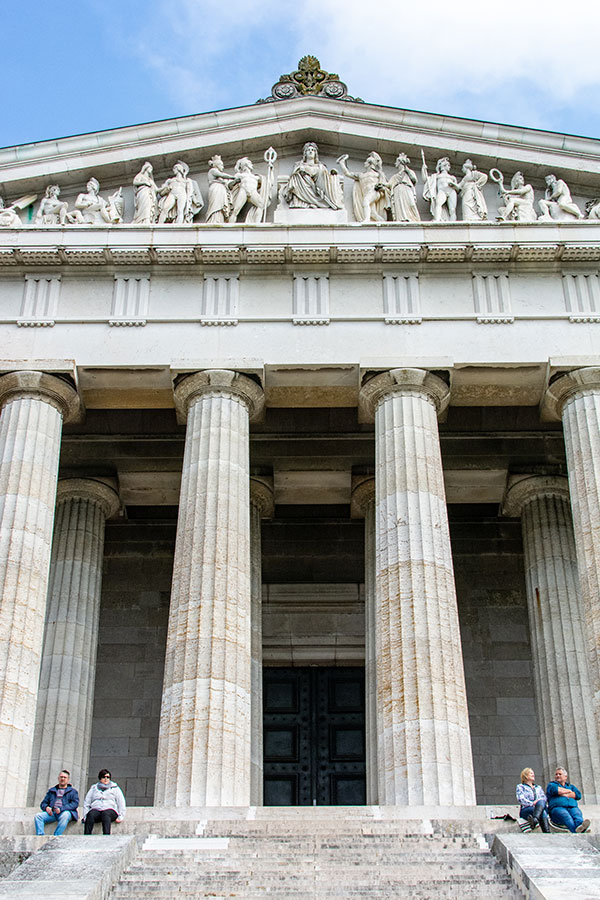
263, 666, 366, 806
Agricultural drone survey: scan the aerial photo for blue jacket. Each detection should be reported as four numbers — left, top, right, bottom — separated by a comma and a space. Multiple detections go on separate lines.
545, 780, 582, 811
40, 784, 79, 821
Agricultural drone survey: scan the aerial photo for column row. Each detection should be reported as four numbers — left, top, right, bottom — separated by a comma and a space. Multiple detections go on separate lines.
1, 366, 600, 807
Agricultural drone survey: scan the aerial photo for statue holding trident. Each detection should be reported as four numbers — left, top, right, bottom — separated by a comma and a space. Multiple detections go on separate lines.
230, 147, 278, 224
421, 151, 459, 221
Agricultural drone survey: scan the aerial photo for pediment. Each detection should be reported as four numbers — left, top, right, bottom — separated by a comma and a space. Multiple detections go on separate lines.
1, 95, 600, 226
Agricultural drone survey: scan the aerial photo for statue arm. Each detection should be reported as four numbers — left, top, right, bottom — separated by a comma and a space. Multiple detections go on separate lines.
336, 154, 357, 180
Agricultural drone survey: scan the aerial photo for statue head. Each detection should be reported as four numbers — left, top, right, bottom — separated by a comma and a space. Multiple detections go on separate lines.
46, 184, 60, 198
545, 174, 557, 187
209, 155, 223, 170
141, 161, 153, 174
235, 157, 253, 173
395, 153, 411, 169
365, 151, 383, 172
511, 172, 525, 189
174, 161, 189, 177
462, 159, 474, 174
302, 142, 319, 162
86, 177, 100, 195
436, 157, 451, 173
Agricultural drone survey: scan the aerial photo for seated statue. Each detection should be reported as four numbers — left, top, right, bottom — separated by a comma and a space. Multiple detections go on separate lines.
68, 178, 123, 225
538, 174, 583, 221
495, 171, 537, 222
0, 197, 24, 227
35, 185, 69, 225
336, 152, 388, 222
282, 142, 343, 210
157, 162, 203, 224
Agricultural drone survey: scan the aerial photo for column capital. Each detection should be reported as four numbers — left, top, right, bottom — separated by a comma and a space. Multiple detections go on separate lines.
174, 369, 265, 422
56, 478, 121, 519
503, 474, 570, 517
250, 476, 274, 518
544, 367, 600, 420
350, 475, 375, 518
0, 371, 81, 423
359, 368, 450, 422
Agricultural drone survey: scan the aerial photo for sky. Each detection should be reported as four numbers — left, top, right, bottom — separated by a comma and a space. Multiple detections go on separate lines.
3, 0, 600, 148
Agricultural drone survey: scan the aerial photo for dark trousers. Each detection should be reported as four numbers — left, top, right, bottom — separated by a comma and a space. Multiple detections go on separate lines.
84, 808, 118, 834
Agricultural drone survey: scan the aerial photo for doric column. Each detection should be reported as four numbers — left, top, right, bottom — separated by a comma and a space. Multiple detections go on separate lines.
360, 368, 475, 806
155, 370, 264, 806
351, 476, 377, 804
249, 477, 274, 806
0, 370, 80, 806
29, 478, 121, 804
503, 474, 600, 800
545, 367, 600, 740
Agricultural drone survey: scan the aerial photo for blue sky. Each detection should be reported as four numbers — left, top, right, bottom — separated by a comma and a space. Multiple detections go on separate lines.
4, 0, 600, 148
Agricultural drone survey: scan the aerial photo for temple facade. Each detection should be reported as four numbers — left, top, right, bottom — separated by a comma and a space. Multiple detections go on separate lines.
1, 59, 600, 813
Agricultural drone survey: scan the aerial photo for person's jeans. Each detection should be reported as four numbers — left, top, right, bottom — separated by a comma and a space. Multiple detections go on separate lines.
550, 806, 583, 832
34, 810, 72, 835
520, 800, 549, 827
83, 808, 118, 835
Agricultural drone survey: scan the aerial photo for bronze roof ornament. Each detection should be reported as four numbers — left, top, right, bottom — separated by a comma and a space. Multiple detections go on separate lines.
258, 56, 362, 103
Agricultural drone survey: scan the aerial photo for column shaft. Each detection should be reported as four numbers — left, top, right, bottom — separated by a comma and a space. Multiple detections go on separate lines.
155, 370, 263, 806
29, 479, 120, 803
362, 369, 475, 806
0, 371, 78, 806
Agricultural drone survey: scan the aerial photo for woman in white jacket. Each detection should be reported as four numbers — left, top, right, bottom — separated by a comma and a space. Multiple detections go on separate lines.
83, 769, 126, 835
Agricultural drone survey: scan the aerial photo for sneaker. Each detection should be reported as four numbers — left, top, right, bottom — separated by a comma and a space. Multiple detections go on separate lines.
549, 820, 570, 833
576, 819, 591, 833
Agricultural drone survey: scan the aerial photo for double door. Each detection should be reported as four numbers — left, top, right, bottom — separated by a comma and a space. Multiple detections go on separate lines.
263, 666, 366, 806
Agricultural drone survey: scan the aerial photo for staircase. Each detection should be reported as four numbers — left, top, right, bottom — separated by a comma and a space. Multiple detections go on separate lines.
108, 818, 523, 899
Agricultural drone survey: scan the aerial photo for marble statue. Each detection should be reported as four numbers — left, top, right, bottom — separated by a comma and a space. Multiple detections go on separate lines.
205, 155, 235, 224
0, 193, 36, 227
490, 170, 537, 222
133, 162, 158, 225
586, 199, 600, 219
388, 153, 420, 223
157, 161, 203, 224
538, 174, 583, 221
230, 149, 277, 224
421, 154, 459, 222
35, 185, 69, 225
336, 152, 388, 223
282, 142, 343, 210
457, 159, 488, 221
0, 197, 23, 227
68, 178, 123, 225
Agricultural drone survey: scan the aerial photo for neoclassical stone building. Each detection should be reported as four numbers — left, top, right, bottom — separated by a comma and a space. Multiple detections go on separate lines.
1, 59, 600, 814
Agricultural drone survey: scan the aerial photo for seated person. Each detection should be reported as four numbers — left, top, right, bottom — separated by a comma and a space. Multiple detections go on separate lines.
546, 766, 590, 833
516, 766, 550, 832
82, 768, 126, 835
34, 769, 79, 835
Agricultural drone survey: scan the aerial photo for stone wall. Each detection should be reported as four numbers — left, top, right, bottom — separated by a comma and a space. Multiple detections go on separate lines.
88, 518, 173, 806
451, 505, 541, 807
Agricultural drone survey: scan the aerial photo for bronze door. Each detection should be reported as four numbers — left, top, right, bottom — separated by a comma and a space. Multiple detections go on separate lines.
263, 666, 366, 806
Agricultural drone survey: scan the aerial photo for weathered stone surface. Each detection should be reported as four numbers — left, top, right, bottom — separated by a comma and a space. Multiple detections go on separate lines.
29, 478, 121, 803
360, 368, 475, 806
0, 372, 79, 807
503, 474, 600, 798
155, 371, 264, 806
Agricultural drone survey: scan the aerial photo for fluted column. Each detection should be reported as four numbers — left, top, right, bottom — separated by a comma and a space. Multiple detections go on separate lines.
249, 477, 274, 806
545, 367, 600, 740
29, 478, 121, 803
360, 368, 475, 806
351, 476, 377, 804
503, 474, 600, 800
0, 370, 80, 806
155, 370, 264, 806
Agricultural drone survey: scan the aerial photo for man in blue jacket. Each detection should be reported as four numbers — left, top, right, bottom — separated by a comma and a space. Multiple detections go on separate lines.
34, 770, 79, 835
546, 766, 591, 833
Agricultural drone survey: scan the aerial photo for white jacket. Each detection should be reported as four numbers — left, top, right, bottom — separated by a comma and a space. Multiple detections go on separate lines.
83, 781, 126, 819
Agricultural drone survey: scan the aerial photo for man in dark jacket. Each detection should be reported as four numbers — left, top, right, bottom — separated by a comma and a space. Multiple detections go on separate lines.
546, 766, 590, 833
34, 770, 79, 835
